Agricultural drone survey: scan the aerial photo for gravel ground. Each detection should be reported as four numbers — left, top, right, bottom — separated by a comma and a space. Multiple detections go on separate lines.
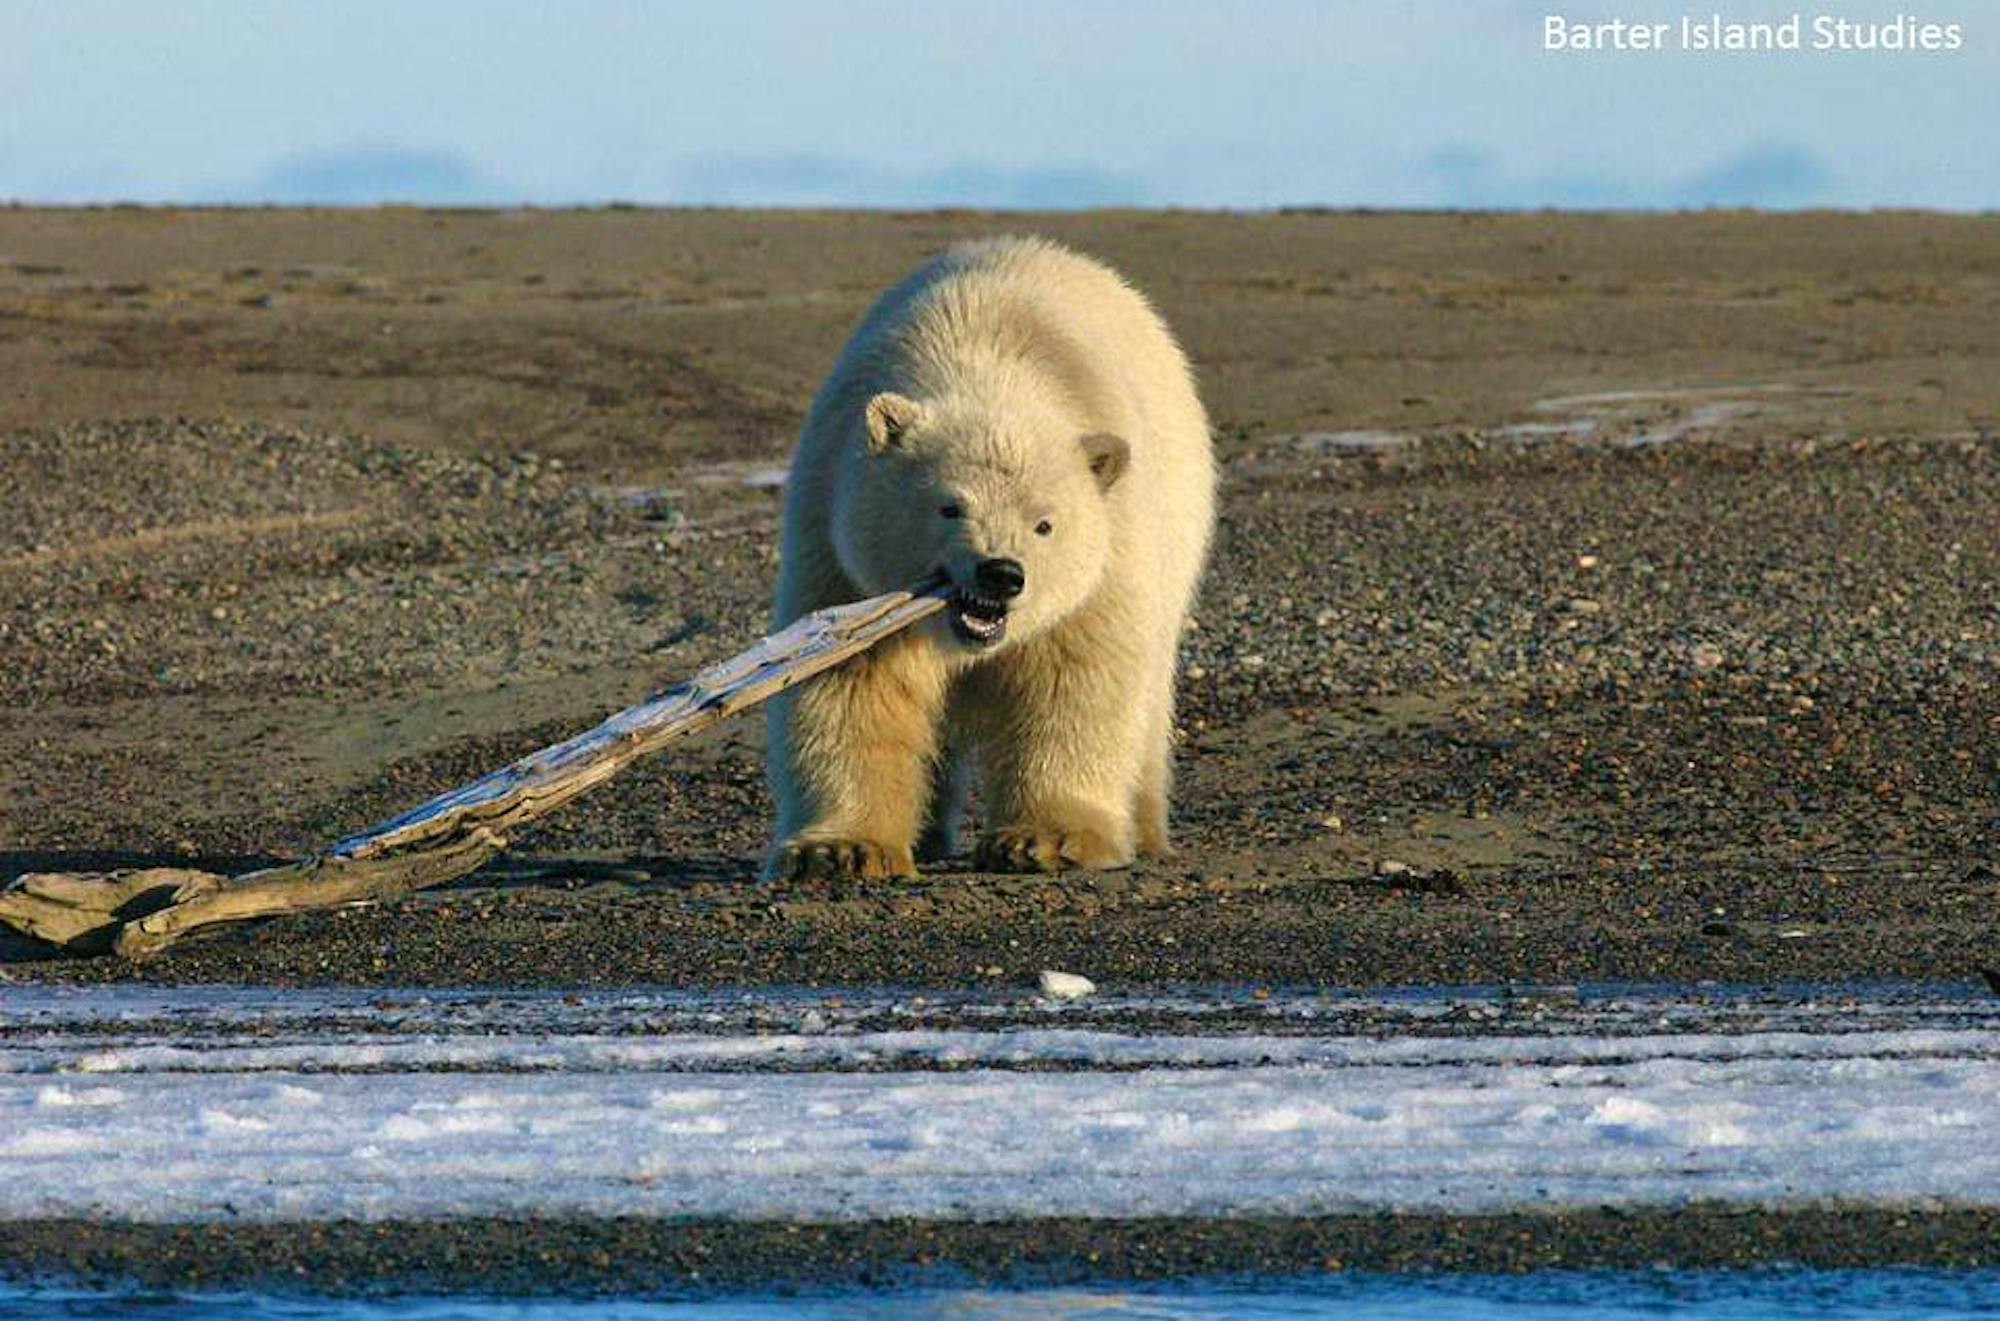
7, 1207, 2000, 1295
4, 419, 1990, 990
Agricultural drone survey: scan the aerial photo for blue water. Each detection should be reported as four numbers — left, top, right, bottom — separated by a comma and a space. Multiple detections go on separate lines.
7, 1271, 2000, 1320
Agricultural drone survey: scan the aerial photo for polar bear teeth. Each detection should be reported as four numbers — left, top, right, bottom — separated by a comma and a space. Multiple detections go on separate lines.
951, 592, 1009, 645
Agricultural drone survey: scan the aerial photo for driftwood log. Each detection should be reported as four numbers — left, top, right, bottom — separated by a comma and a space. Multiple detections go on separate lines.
0, 584, 947, 959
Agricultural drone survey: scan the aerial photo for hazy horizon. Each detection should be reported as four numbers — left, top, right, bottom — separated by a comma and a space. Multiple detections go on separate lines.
5, 1, 1995, 211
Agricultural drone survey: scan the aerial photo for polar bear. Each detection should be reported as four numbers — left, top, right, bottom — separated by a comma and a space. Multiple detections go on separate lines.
765, 236, 1215, 878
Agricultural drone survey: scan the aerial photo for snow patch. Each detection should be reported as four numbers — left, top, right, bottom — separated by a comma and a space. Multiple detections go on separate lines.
3, 985, 1997, 1224
32, 1085, 126, 1109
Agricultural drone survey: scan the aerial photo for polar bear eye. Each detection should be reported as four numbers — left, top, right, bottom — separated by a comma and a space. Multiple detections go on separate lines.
1035, 519, 1054, 537
940, 503, 963, 520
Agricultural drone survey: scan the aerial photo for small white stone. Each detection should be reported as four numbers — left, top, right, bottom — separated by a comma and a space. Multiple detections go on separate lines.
1039, 970, 1096, 1000
1376, 859, 1412, 876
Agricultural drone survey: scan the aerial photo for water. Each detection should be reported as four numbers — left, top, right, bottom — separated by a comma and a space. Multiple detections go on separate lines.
7, 1271, 2000, 1319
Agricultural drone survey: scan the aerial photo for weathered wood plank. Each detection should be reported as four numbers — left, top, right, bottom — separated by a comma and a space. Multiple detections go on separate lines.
0, 583, 948, 959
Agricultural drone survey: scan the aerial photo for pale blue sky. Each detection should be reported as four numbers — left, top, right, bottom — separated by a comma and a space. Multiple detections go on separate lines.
3, 1, 1994, 208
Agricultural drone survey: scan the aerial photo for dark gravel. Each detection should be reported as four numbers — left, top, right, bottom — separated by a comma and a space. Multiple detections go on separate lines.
6, 1207, 2000, 1295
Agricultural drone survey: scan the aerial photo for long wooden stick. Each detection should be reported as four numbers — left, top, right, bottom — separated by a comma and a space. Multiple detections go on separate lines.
0, 584, 948, 959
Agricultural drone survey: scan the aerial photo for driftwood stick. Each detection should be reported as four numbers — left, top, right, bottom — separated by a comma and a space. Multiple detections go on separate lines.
0, 584, 948, 959
0, 869, 214, 952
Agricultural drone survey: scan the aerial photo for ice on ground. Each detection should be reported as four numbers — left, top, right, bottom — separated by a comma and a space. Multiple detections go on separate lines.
2, 984, 1997, 1223
9, 1043, 1999, 1220
3, 1021, 1996, 1077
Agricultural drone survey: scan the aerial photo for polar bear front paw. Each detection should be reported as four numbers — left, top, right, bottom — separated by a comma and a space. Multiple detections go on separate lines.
772, 835, 916, 881
975, 822, 1130, 874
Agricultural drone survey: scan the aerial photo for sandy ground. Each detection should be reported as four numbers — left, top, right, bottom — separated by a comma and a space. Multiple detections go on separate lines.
1, 208, 1997, 1285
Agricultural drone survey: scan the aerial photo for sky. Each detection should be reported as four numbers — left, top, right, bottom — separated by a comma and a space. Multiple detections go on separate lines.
2, 1, 1994, 210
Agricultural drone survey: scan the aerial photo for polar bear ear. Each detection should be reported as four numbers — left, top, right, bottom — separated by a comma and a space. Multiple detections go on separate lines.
864, 392, 923, 452
1080, 432, 1129, 492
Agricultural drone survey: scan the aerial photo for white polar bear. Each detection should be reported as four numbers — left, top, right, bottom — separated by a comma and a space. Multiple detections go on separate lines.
765, 236, 1216, 878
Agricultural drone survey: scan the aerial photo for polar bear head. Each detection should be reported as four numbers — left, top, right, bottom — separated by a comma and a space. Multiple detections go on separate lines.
832, 388, 1127, 652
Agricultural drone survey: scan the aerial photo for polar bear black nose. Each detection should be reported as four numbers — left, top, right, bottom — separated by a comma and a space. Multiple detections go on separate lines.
975, 557, 1025, 599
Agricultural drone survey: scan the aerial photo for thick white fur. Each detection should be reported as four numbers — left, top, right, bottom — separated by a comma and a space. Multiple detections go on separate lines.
765, 237, 1215, 878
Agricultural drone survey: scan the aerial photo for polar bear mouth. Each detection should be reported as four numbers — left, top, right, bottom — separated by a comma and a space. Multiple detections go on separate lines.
949, 590, 1009, 646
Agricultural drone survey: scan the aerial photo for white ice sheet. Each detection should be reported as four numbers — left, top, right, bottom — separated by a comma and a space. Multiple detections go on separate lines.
3, 986, 1995, 1222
